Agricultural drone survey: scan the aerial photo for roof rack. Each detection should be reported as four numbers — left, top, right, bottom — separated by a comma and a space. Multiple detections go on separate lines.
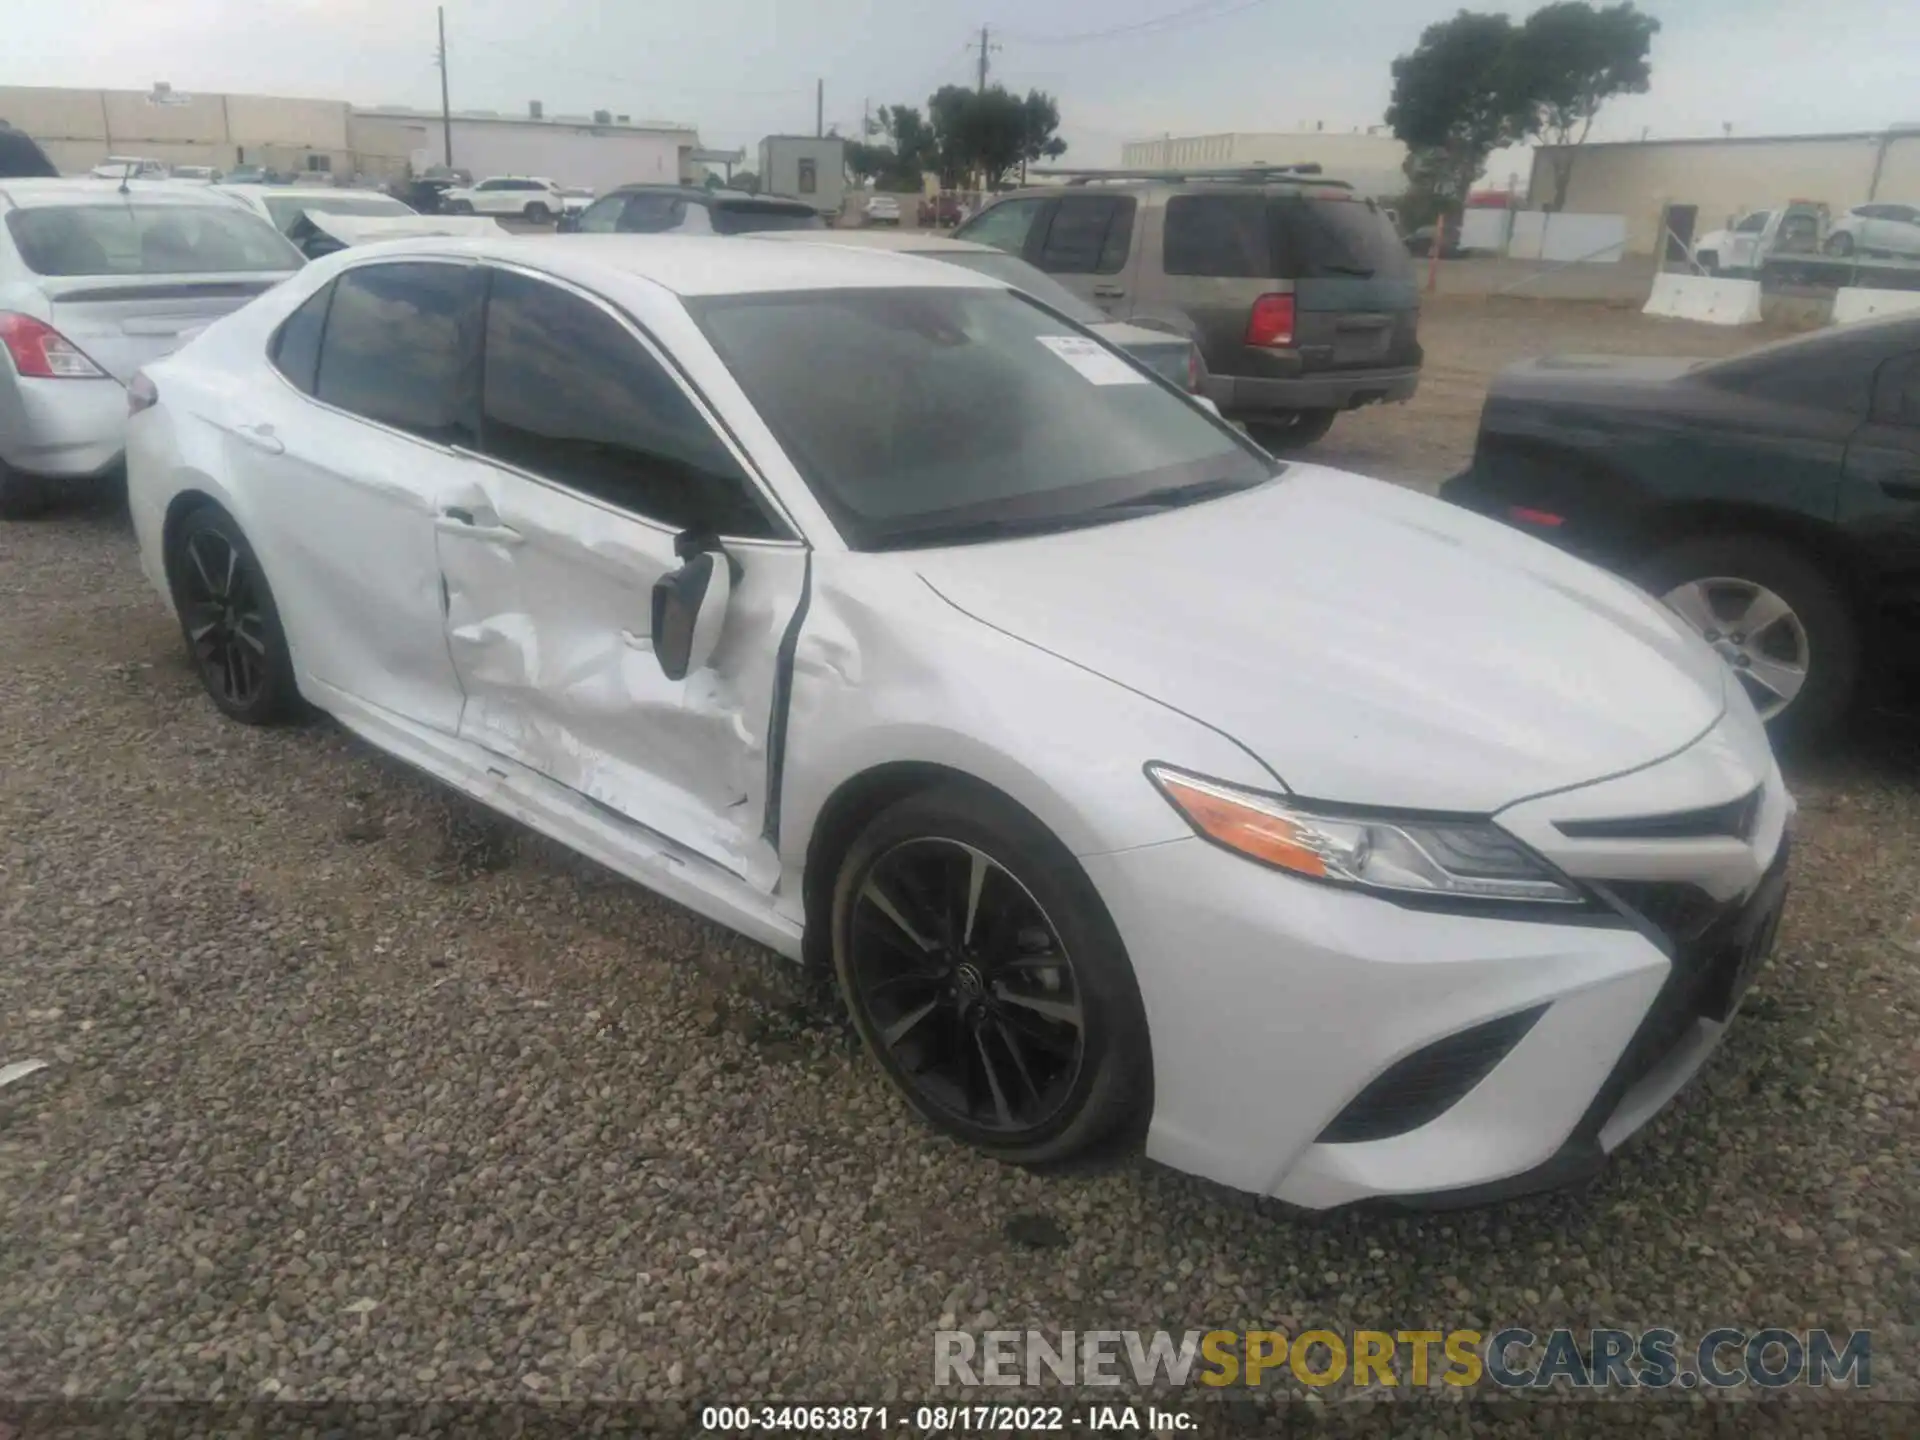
1032, 163, 1351, 189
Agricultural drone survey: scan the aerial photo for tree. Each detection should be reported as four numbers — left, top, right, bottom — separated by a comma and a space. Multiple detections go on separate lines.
1386, 11, 1532, 218
1515, 2, 1659, 210
845, 141, 890, 185
729, 169, 759, 194
928, 84, 1062, 190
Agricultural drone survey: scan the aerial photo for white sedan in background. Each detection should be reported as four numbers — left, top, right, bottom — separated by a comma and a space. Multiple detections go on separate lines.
124, 235, 1790, 1208
0, 178, 302, 515
442, 176, 570, 222
864, 194, 901, 226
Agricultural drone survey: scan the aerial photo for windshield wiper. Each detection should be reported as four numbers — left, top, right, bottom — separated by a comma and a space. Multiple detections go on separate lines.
878, 513, 1112, 550
1098, 475, 1268, 514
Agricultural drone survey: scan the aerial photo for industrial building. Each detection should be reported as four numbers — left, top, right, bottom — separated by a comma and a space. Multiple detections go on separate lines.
351, 106, 700, 191
1531, 126, 1920, 256
0, 83, 353, 178
0, 83, 703, 191
1119, 131, 1409, 200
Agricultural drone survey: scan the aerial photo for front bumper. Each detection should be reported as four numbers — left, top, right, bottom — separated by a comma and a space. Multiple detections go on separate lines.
0, 373, 127, 478
1208, 365, 1419, 417
1087, 708, 1790, 1209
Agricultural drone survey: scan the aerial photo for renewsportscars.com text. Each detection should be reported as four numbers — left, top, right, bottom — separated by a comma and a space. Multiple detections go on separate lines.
934, 1327, 1871, 1390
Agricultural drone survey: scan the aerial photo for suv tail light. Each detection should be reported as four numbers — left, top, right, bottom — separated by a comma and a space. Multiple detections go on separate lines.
1245, 293, 1296, 349
1186, 344, 1202, 393
128, 371, 159, 416
0, 312, 108, 379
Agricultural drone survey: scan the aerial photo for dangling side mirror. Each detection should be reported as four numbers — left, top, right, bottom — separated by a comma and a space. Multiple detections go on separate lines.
650, 547, 733, 681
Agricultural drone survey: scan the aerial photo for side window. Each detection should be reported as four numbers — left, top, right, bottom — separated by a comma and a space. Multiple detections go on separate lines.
616, 193, 689, 233
1734, 212, 1768, 234
1163, 194, 1270, 277
475, 180, 500, 193
270, 282, 333, 394
798, 158, 817, 195
578, 195, 626, 233
1035, 197, 1133, 275
315, 262, 481, 444
954, 198, 1048, 256
479, 269, 779, 538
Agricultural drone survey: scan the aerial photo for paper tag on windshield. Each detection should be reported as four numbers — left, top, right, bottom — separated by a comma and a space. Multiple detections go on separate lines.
1036, 335, 1147, 386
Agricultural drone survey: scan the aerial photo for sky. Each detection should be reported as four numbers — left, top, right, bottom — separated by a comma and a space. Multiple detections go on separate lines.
6, 0, 1919, 179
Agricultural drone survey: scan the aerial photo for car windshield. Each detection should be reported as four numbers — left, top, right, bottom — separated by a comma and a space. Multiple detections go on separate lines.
263, 194, 414, 230
5, 203, 302, 276
920, 249, 1105, 324
711, 203, 825, 235
693, 285, 1272, 550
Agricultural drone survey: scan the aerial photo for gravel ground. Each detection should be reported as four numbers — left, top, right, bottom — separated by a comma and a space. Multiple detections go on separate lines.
1, 300, 1914, 1431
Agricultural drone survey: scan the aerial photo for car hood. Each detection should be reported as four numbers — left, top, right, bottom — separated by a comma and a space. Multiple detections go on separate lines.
912, 465, 1727, 813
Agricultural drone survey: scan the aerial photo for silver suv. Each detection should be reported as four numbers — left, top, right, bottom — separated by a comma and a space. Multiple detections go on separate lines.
956, 166, 1421, 448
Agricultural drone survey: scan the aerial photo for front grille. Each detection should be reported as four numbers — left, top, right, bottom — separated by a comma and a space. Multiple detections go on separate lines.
1597, 840, 1791, 1100
1555, 788, 1761, 842
1319, 1005, 1548, 1144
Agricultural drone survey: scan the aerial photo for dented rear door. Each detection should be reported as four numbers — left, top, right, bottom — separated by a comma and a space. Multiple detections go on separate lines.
436, 265, 806, 880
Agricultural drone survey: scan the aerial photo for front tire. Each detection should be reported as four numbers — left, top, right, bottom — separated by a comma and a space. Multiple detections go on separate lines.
447, 199, 474, 215
831, 785, 1151, 1165
1639, 534, 1859, 744
166, 505, 301, 725
524, 201, 551, 223
1246, 408, 1337, 451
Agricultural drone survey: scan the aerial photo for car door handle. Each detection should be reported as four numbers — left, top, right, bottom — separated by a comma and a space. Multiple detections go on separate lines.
437, 506, 524, 545
1092, 285, 1127, 298
232, 422, 284, 455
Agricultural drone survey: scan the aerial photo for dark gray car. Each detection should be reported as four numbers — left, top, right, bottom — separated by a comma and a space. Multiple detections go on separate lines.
558, 185, 825, 237
955, 167, 1421, 449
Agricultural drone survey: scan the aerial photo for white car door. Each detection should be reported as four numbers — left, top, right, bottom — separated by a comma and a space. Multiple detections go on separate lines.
433, 263, 807, 880
230, 258, 483, 734
1884, 205, 1920, 257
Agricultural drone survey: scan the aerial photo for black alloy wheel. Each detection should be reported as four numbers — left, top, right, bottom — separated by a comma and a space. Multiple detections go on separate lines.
169, 508, 300, 724
831, 786, 1151, 1164
525, 201, 552, 223
849, 837, 1084, 1135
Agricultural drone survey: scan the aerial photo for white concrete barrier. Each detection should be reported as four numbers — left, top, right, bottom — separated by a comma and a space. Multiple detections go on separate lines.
1643, 273, 1764, 325
1830, 287, 1920, 325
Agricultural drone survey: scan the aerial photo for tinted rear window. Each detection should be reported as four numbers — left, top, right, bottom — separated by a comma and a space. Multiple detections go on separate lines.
1275, 197, 1412, 280
712, 203, 824, 235
5, 204, 301, 277
315, 262, 482, 444
1162, 193, 1411, 280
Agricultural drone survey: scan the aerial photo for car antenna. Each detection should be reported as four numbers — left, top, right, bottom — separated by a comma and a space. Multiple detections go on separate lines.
118, 162, 131, 196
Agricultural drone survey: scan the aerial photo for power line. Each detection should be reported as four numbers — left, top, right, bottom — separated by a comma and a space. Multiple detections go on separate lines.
1004, 0, 1271, 47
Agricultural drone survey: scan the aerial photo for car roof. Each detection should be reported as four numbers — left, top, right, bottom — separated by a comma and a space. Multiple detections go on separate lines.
321, 233, 1001, 297
0, 178, 253, 209
218, 184, 396, 201
753, 229, 994, 255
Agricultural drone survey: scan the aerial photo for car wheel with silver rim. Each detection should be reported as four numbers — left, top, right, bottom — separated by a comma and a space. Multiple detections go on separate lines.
1641, 533, 1858, 743
830, 785, 1151, 1164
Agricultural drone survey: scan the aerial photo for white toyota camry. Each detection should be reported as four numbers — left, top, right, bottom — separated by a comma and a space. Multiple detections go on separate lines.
125, 235, 1792, 1208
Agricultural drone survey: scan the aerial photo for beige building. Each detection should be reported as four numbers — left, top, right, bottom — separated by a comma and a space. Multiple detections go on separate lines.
0, 83, 352, 176
348, 107, 700, 190
1532, 127, 1920, 256
1119, 131, 1409, 199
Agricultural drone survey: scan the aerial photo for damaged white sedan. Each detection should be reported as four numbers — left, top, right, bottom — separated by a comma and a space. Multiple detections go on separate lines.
126, 235, 1792, 1207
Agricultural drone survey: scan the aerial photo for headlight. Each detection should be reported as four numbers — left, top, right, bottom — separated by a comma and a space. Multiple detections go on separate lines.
1147, 765, 1582, 905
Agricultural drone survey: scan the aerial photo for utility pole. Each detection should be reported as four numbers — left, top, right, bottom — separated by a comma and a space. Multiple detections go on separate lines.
816, 79, 824, 138
435, 6, 453, 168
977, 23, 990, 92
862, 96, 870, 139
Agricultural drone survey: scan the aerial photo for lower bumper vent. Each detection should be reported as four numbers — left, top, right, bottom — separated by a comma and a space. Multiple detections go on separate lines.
1318, 1005, 1549, 1144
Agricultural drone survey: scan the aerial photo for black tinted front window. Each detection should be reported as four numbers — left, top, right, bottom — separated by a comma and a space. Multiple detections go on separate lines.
316, 262, 481, 443
711, 204, 825, 234
271, 283, 332, 394
480, 270, 778, 538
694, 286, 1268, 549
